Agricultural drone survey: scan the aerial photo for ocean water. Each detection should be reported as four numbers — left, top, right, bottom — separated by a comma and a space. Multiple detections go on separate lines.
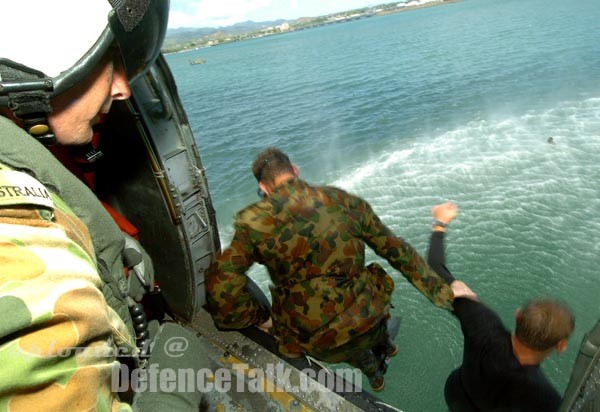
165, 0, 600, 410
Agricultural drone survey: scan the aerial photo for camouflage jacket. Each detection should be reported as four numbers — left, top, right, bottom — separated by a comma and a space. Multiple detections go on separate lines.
207, 178, 454, 357
0, 164, 133, 412
0, 117, 135, 341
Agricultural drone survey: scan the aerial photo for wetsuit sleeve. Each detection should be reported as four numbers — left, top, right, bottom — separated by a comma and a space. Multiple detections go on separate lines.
205, 220, 270, 329
427, 231, 456, 284
0, 196, 133, 411
427, 231, 498, 336
357, 198, 454, 310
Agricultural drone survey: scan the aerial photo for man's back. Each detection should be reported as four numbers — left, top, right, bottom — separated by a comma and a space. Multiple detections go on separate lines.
236, 178, 395, 354
239, 179, 370, 284
447, 298, 562, 412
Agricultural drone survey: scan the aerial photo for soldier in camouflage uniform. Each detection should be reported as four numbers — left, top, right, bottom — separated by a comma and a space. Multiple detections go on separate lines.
206, 147, 460, 391
0, 1, 206, 411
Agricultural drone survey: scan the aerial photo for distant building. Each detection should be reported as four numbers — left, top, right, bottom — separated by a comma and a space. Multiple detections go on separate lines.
278, 22, 290, 31
397, 0, 440, 7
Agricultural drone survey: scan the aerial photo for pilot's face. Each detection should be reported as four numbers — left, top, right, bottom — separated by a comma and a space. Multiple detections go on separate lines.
49, 54, 130, 145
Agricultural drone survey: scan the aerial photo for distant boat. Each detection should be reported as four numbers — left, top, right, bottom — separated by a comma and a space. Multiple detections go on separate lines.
190, 57, 206, 65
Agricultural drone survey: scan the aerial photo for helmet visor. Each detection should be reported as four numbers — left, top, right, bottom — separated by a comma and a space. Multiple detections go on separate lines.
108, 0, 170, 84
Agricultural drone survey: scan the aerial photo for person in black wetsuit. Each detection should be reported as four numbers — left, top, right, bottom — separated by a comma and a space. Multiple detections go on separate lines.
428, 202, 575, 412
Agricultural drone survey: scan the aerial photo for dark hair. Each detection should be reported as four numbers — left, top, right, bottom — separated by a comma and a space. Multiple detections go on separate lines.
252, 147, 294, 184
515, 298, 575, 351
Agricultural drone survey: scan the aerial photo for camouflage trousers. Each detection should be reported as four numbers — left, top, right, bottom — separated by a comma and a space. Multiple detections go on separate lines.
308, 319, 389, 377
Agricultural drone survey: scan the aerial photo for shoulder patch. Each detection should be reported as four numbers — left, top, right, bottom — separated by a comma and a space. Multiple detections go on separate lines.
0, 170, 55, 210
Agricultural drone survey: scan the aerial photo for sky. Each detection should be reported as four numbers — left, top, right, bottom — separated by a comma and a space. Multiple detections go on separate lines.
168, 0, 379, 29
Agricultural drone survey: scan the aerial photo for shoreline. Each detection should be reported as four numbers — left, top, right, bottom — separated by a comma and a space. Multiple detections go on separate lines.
163, 0, 464, 55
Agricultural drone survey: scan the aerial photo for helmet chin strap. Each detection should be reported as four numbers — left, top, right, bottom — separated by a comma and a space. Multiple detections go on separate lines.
8, 90, 56, 146
1, 60, 56, 146
10, 93, 104, 163
2, 79, 103, 161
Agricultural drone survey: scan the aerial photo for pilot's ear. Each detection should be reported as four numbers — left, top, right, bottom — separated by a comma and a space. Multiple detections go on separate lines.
292, 164, 299, 177
556, 339, 568, 354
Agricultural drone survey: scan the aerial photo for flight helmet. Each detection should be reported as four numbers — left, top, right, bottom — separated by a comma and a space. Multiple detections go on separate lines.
0, 0, 170, 145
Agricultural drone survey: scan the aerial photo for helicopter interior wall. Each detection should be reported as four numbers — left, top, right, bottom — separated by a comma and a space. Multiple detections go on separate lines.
94, 98, 198, 320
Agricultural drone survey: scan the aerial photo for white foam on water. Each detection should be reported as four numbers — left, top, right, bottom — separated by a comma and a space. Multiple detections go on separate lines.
334, 97, 600, 231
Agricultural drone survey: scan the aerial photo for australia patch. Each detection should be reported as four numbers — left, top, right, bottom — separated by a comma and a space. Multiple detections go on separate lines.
0, 170, 54, 210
